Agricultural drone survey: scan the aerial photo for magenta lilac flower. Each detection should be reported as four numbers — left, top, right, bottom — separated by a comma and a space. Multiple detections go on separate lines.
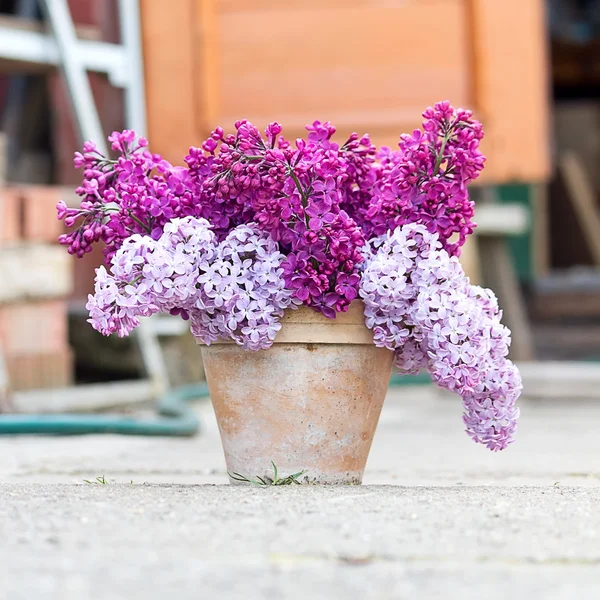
364, 101, 485, 255
57, 131, 200, 261
184, 118, 367, 316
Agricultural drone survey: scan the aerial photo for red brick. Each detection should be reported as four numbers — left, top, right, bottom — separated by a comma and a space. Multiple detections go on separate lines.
1, 185, 67, 245
22, 186, 64, 243
0, 132, 6, 184
5, 348, 73, 391
0, 187, 22, 244
0, 300, 69, 355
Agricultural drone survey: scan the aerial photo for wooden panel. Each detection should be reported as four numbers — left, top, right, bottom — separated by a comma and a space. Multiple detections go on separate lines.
140, 0, 198, 165
559, 152, 600, 265
194, 0, 220, 133
141, 0, 550, 182
478, 236, 535, 361
469, 0, 550, 182
530, 183, 550, 278
211, 0, 471, 146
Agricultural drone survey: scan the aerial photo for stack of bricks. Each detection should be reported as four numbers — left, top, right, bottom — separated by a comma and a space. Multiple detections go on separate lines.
0, 184, 75, 391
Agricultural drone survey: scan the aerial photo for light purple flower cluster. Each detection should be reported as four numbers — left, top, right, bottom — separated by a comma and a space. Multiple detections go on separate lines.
189, 224, 296, 350
360, 224, 522, 451
86, 217, 293, 350
364, 101, 485, 255
86, 217, 216, 336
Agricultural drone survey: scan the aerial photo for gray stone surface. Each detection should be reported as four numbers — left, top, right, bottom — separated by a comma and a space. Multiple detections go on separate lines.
1, 386, 599, 599
1, 484, 599, 600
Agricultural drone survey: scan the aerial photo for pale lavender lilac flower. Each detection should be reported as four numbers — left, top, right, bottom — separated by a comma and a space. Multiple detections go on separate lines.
189, 223, 296, 350
86, 217, 294, 351
86, 217, 216, 336
360, 224, 522, 451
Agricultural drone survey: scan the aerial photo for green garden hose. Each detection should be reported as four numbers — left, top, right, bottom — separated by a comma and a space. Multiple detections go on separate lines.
0, 383, 209, 437
389, 372, 431, 387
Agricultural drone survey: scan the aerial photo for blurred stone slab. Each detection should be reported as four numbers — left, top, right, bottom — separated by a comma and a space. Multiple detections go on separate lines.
0, 244, 72, 303
518, 361, 600, 399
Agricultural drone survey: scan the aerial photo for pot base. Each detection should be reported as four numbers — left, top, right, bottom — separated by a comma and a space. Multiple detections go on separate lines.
201, 340, 394, 485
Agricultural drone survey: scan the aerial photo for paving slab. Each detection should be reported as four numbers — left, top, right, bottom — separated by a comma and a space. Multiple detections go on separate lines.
1, 484, 598, 600
1, 386, 599, 599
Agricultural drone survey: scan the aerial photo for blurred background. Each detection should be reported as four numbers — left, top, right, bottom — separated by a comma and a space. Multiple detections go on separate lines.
0, 0, 598, 410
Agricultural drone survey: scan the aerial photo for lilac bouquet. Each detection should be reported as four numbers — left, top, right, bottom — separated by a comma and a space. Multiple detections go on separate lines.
58, 101, 521, 451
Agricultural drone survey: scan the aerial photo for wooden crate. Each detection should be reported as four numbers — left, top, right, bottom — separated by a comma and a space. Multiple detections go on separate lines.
141, 0, 551, 184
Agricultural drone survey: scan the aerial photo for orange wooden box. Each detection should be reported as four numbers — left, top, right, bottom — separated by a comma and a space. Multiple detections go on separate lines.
141, 0, 550, 184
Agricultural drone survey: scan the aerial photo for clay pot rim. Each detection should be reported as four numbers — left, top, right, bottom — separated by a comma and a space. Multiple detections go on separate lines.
195, 300, 375, 345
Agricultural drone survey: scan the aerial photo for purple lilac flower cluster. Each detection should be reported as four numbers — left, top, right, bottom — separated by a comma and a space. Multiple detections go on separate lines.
360, 224, 521, 451
58, 101, 484, 316
57, 131, 198, 261
364, 101, 485, 256
86, 217, 293, 350
184, 119, 369, 316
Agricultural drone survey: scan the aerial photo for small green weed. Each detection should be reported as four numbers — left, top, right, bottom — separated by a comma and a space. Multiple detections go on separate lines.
83, 475, 109, 485
229, 461, 306, 486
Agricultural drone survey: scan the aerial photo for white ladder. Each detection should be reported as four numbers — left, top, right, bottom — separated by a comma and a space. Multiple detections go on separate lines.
0, 0, 182, 399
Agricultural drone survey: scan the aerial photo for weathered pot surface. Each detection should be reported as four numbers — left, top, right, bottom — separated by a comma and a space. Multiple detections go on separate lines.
198, 301, 394, 485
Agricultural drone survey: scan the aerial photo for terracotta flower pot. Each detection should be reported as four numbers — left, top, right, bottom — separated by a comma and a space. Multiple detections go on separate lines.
198, 301, 394, 485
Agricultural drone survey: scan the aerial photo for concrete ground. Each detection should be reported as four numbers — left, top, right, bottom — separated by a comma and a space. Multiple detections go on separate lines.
1, 386, 599, 599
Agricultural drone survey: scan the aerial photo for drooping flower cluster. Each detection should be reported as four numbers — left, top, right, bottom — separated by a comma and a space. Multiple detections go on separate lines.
360, 224, 521, 451
86, 217, 293, 350
364, 101, 485, 255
